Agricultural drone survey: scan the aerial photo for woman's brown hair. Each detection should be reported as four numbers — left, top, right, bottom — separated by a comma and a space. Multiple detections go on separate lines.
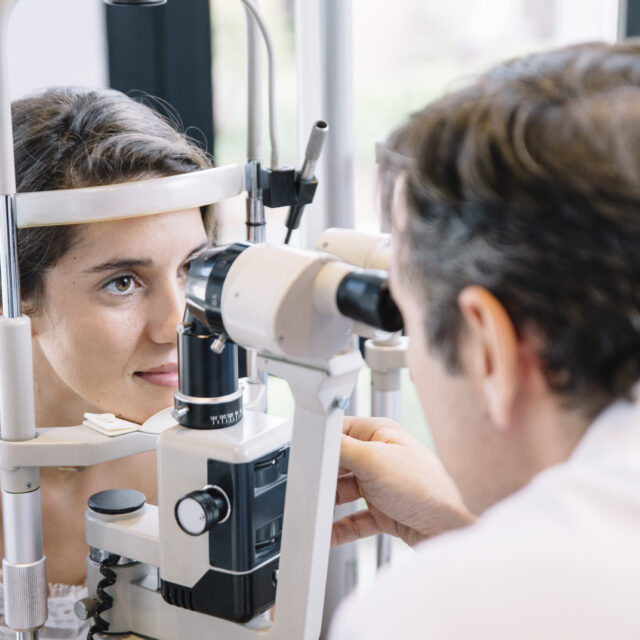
12, 86, 212, 312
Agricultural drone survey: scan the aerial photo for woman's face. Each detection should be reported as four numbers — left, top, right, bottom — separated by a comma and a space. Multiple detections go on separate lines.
30, 208, 208, 425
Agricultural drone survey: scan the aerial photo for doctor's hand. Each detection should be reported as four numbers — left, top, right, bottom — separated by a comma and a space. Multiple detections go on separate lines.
331, 417, 476, 548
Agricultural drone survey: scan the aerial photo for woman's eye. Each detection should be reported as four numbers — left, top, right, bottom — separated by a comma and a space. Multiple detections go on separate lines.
181, 258, 196, 277
104, 275, 137, 295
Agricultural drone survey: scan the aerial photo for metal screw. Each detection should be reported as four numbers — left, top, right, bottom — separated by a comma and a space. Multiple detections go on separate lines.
277, 335, 285, 344
344, 328, 352, 336
211, 333, 228, 354
333, 396, 350, 411
171, 407, 189, 422
25, 482, 32, 490
74, 597, 99, 621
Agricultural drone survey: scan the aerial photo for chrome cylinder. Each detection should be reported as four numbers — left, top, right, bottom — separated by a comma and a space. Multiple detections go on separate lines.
2, 486, 43, 563
0, 194, 20, 318
246, 195, 266, 244
372, 389, 402, 423
2, 489, 47, 632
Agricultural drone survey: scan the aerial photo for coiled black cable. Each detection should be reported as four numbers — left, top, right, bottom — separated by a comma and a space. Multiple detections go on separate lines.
87, 553, 121, 640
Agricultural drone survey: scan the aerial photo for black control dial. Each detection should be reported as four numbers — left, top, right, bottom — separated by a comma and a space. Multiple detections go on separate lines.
174, 486, 230, 536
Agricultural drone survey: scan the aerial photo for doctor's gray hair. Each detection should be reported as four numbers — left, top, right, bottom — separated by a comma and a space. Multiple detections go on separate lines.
384, 40, 640, 417
12, 86, 212, 312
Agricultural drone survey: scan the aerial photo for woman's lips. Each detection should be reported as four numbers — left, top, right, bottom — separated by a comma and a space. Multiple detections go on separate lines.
134, 363, 179, 388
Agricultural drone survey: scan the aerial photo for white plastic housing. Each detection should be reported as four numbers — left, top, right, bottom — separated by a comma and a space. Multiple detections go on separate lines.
0, 317, 36, 441
16, 165, 245, 228
315, 227, 391, 270
221, 244, 354, 360
157, 410, 291, 588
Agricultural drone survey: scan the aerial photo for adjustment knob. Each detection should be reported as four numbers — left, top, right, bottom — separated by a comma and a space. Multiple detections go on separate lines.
174, 486, 230, 536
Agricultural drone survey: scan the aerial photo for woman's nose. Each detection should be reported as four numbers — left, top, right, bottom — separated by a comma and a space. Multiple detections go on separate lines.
147, 280, 185, 345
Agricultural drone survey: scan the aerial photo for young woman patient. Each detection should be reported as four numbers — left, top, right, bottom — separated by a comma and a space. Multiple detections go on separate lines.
0, 86, 212, 638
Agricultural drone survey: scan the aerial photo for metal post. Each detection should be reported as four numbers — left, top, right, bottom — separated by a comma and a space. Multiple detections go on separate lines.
0, 2, 48, 638
0, 195, 19, 317
244, 2, 267, 388
366, 335, 409, 569
245, 1, 265, 245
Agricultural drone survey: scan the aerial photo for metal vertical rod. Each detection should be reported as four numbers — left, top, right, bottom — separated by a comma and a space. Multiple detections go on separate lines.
1, 195, 20, 317
0, 0, 19, 319
367, 335, 409, 570
0, 4, 48, 638
372, 386, 401, 569
245, 2, 266, 245
244, 2, 267, 385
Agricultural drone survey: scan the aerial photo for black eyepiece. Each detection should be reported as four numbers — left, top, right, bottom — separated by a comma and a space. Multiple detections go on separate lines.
336, 271, 403, 333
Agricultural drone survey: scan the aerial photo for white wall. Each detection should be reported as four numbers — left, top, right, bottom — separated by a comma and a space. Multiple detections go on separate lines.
553, 0, 620, 45
8, 0, 107, 100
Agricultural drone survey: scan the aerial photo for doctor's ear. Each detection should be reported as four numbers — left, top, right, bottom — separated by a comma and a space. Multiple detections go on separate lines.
457, 286, 520, 431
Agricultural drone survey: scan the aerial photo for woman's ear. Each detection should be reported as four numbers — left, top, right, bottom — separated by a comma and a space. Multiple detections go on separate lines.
457, 286, 519, 431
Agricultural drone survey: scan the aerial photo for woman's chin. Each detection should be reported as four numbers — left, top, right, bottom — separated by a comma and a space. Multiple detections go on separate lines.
112, 393, 175, 425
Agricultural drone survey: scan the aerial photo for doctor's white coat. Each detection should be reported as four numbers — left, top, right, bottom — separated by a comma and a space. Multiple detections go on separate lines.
329, 400, 640, 640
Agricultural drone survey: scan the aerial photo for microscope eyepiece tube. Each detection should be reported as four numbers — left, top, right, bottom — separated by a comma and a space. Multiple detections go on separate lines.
184, 241, 403, 359
312, 260, 403, 333
335, 271, 403, 333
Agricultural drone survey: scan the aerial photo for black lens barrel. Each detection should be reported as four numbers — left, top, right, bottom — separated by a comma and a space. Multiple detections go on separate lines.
186, 243, 249, 334
336, 271, 403, 333
178, 316, 239, 399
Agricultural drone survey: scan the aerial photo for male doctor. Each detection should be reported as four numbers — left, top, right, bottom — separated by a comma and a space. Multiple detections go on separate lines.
329, 40, 640, 639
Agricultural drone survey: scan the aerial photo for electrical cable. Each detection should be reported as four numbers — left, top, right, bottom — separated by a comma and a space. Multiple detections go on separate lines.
87, 554, 121, 640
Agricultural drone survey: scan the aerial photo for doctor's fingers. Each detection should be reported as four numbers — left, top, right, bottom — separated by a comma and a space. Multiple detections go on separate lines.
331, 509, 381, 546
343, 415, 404, 442
335, 473, 362, 506
340, 434, 376, 478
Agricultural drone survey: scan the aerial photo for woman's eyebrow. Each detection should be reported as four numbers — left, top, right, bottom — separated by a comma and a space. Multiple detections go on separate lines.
84, 241, 209, 274
84, 258, 153, 274
185, 241, 209, 260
